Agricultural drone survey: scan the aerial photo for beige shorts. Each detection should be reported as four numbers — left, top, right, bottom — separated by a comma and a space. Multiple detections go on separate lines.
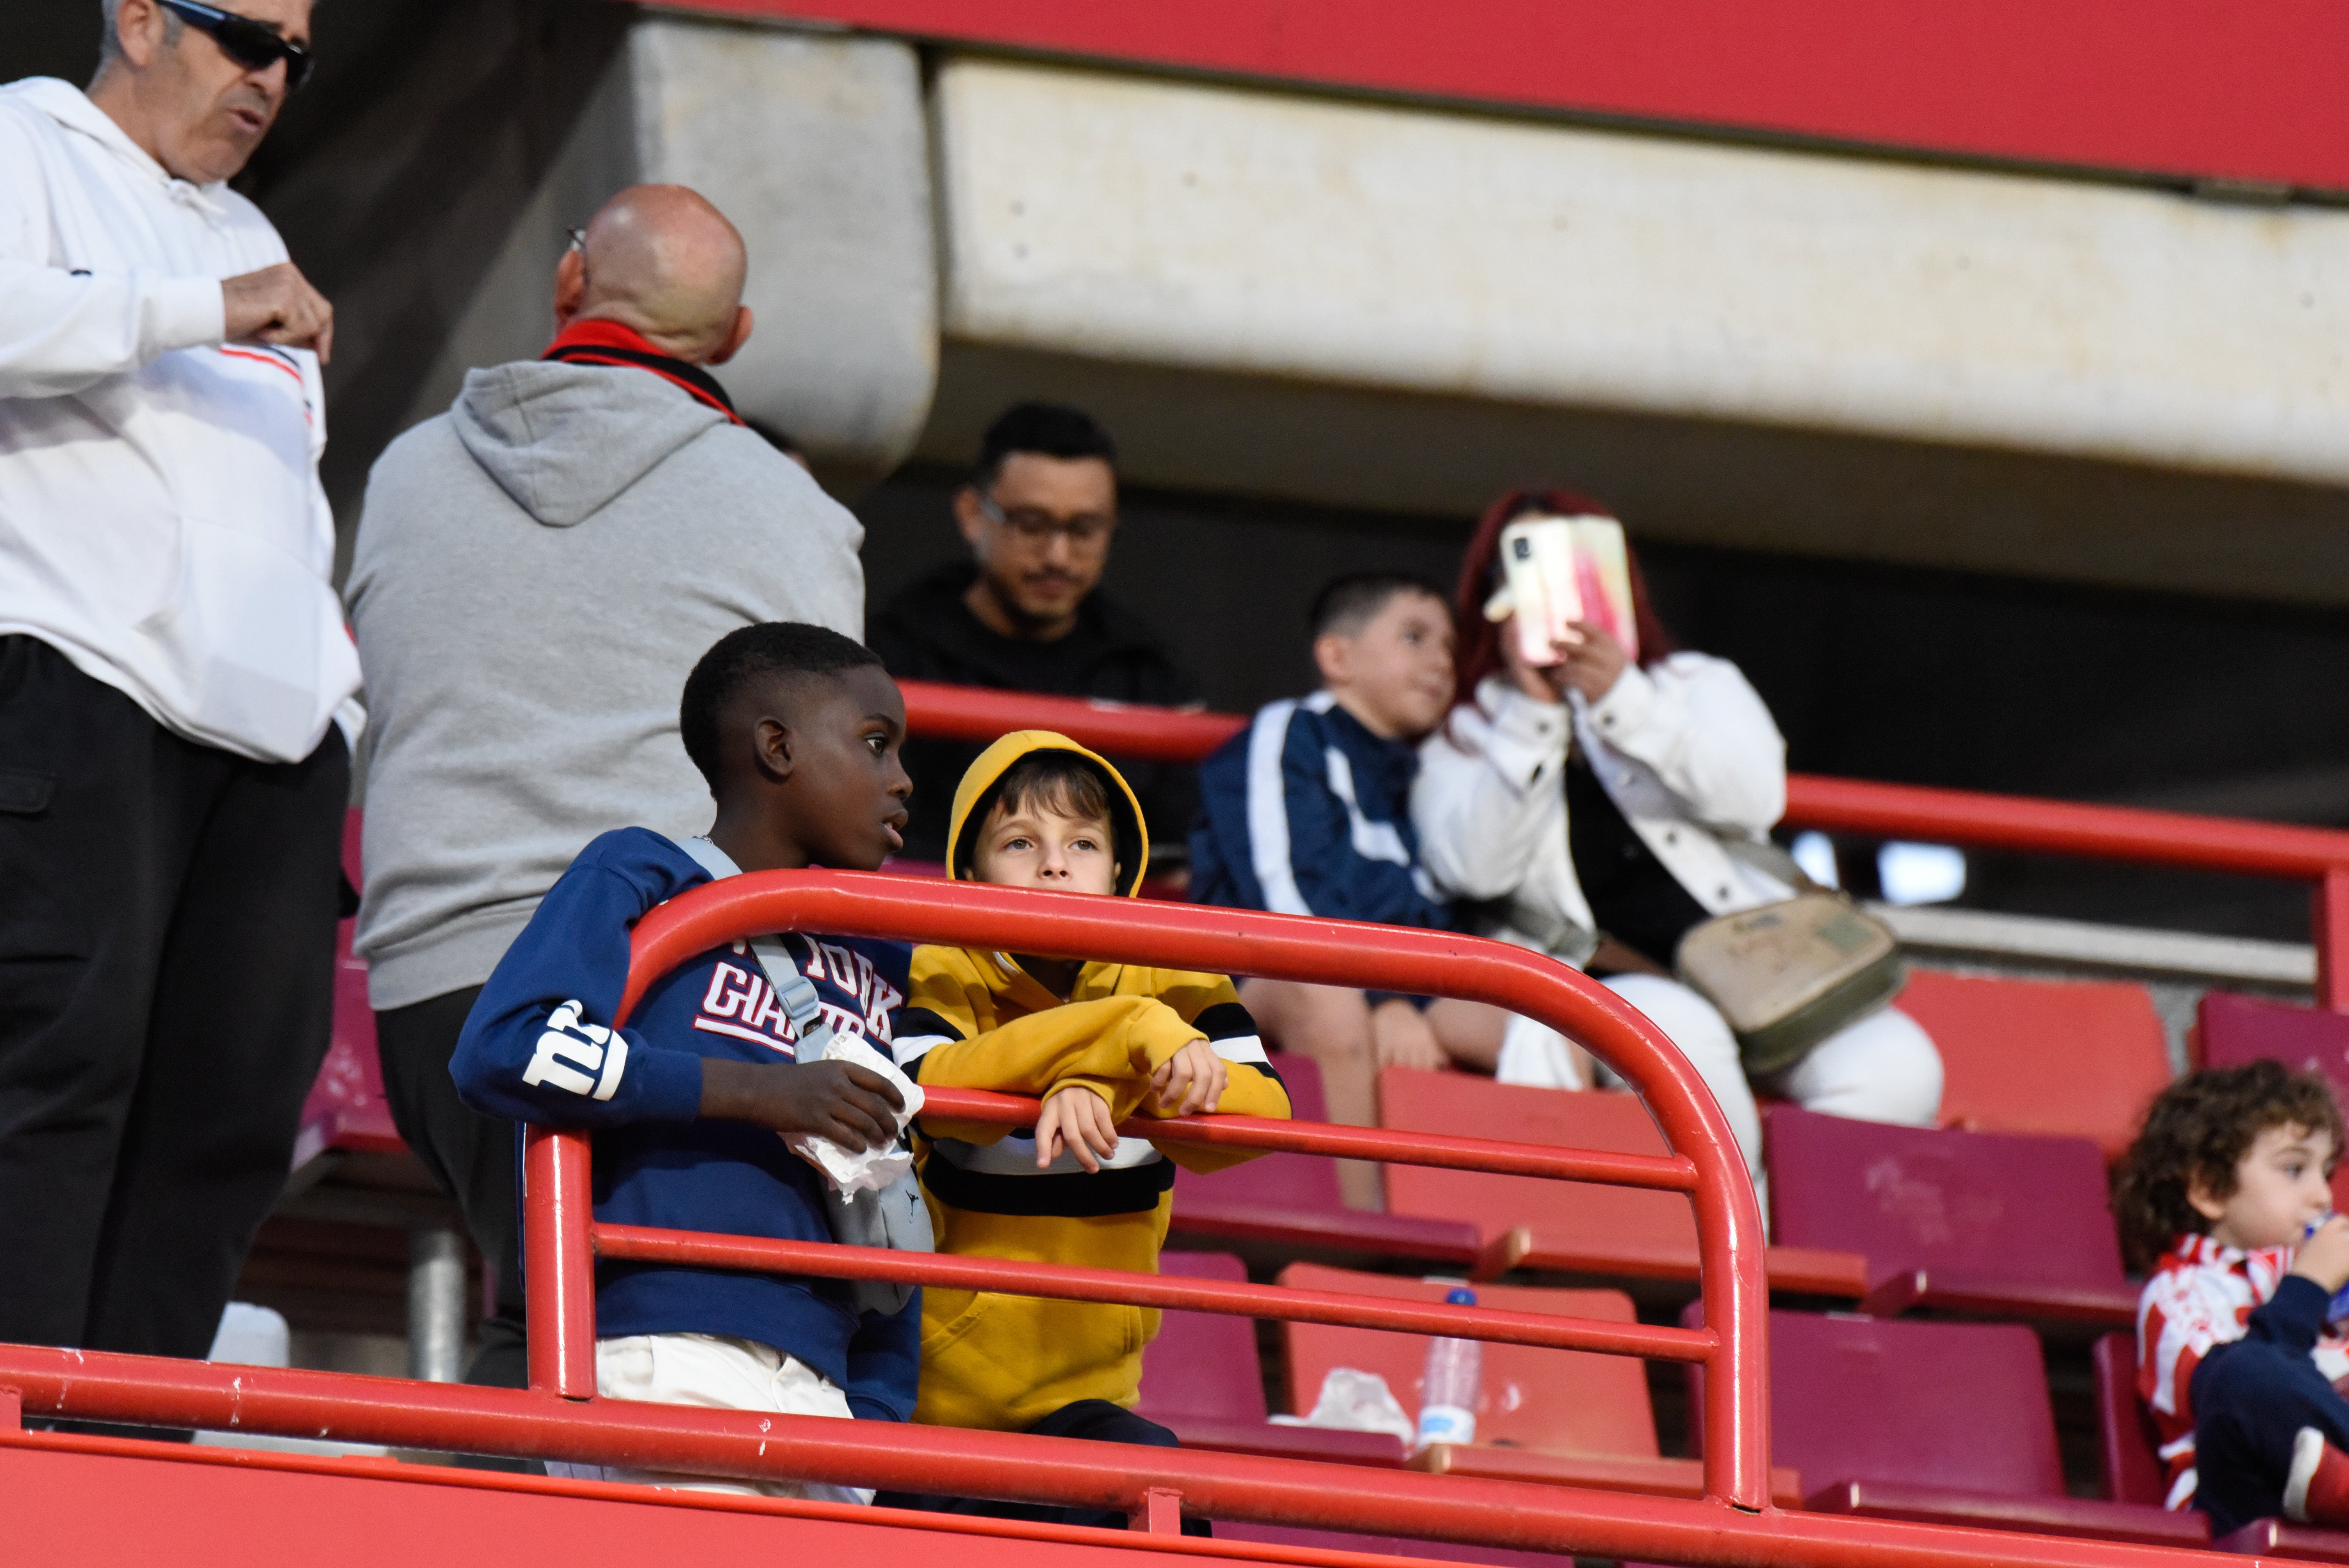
546, 1332, 873, 1504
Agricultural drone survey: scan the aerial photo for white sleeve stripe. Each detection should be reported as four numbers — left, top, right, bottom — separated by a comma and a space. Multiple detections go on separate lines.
592, 1035, 627, 1100
1209, 1034, 1270, 1065
893, 1034, 954, 1064
1245, 698, 1313, 916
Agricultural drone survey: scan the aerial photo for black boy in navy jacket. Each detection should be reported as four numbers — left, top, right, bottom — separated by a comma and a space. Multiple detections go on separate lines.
453, 623, 917, 1494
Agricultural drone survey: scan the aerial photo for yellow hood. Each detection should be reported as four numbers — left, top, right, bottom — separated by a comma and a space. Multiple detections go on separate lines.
945, 730, 1150, 897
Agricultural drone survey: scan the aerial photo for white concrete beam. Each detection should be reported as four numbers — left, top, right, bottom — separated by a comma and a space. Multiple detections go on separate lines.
397, 17, 939, 481
934, 59, 2349, 488
632, 19, 937, 474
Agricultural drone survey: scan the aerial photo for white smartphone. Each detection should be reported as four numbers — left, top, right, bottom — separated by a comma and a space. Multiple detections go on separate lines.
1494, 515, 1638, 668
1497, 518, 1582, 668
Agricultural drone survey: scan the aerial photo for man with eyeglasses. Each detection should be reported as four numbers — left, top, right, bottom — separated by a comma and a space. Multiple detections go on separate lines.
871, 402, 1200, 871
0, 0, 354, 1376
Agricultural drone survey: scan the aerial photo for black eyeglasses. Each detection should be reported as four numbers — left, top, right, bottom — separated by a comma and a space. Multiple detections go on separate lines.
159, 0, 314, 93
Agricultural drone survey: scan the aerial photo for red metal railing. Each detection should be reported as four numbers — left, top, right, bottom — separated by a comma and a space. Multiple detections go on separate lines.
3, 677, 2339, 1566
485, 869, 2216, 1564
896, 679, 2349, 1009
529, 870, 1764, 1515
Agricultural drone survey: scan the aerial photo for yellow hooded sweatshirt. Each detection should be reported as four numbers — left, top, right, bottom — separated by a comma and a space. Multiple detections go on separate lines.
898, 730, 1290, 1433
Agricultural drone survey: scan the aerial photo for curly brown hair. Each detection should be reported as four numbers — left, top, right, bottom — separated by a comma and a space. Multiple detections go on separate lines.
2111, 1060, 2345, 1270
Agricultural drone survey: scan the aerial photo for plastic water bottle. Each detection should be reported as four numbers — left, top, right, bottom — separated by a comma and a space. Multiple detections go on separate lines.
1414, 1286, 1483, 1450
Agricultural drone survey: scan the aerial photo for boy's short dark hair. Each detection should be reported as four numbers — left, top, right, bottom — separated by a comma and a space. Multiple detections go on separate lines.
1309, 571, 1445, 641
986, 751, 1116, 833
2111, 1060, 2347, 1270
679, 622, 883, 790
974, 402, 1116, 488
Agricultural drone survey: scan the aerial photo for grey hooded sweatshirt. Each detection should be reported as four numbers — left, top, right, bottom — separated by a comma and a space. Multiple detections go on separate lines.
344, 358, 864, 1010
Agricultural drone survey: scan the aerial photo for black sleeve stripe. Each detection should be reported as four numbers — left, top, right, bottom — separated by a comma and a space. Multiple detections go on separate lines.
1192, 1001, 1258, 1041
918, 1153, 1174, 1216
896, 1007, 968, 1041
1239, 1058, 1287, 1093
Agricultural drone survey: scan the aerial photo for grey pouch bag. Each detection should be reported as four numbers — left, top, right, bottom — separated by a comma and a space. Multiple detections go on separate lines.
1672, 837, 1906, 1080
672, 836, 934, 1315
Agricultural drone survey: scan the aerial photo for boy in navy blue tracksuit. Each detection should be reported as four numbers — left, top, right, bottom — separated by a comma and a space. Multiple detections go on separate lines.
1190, 574, 1506, 1203
453, 622, 918, 1500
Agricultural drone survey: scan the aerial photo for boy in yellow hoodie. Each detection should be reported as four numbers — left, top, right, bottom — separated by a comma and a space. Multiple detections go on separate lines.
882, 731, 1290, 1531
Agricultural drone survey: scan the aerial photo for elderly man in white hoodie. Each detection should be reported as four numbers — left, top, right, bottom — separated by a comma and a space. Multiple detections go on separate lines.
0, 0, 357, 1370
344, 183, 865, 1389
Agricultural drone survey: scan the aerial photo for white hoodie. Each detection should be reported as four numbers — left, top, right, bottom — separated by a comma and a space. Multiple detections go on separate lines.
0, 77, 360, 763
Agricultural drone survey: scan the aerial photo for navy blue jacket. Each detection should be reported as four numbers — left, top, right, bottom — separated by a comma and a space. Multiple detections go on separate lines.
1189, 691, 1454, 929
451, 827, 918, 1420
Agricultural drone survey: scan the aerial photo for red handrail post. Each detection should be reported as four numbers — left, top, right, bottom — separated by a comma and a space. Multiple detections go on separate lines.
524, 1126, 598, 1399
2318, 868, 2349, 1013
1692, 1163, 1771, 1512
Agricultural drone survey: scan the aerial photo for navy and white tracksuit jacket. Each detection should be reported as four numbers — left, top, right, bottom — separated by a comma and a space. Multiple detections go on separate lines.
450, 826, 919, 1420
1189, 691, 1454, 930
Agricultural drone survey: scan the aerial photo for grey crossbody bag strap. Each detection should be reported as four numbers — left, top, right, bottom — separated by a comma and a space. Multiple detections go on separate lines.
670, 836, 931, 1313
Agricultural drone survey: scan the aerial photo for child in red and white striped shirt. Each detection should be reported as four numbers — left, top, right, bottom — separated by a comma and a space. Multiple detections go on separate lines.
2117, 1061, 2349, 1536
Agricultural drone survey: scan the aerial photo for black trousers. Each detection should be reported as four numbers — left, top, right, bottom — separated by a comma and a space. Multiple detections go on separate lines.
876, 1400, 1213, 1536
372, 985, 529, 1389
0, 634, 347, 1360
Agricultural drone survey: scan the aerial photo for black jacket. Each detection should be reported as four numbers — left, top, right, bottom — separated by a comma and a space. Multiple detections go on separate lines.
870, 561, 1200, 866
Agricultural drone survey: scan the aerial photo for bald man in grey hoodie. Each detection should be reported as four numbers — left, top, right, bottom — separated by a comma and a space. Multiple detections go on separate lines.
343, 185, 864, 1393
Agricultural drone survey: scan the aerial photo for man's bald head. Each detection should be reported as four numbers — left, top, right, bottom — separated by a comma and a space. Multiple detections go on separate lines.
553, 185, 753, 365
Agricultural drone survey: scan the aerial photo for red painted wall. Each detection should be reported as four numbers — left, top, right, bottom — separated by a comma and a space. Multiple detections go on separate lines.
657, 0, 2349, 193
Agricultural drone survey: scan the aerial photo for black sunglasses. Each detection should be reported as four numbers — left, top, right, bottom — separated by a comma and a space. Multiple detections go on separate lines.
158, 0, 314, 93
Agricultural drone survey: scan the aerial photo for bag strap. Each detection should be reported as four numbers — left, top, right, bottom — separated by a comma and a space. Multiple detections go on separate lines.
672, 835, 833, 1058
1716, 833, 1825, 895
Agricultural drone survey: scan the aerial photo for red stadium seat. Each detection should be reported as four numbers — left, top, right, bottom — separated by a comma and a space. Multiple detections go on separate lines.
1895, 969, 2174, 1161
1137, 1253, 1405, 1466
1690, 1308, 2205, 1547
1765, 1105, 2135, 1324
1270, 1263, 1812, 1503
1171, 1054, 1484, 1268
1277, 1262, 1805, 1504
2199, 992, 2349, 1211
1375, 1070, 1868, 1296
1279, 1263, 1656, 1459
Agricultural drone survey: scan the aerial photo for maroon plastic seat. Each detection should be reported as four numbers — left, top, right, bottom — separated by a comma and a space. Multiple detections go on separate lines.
1765, 1104, 2136, 1324
1689, 1307, 2206, 1546
2200, 993, 2349, 1212
2214, 1518, 2349, 1560
1169, 1053, 1483, 1268
292, 810, 405, 1167
2091, 1330, 2170, 1507
2199, 991, 2349, 1084
1137, 1252, 1405, 1466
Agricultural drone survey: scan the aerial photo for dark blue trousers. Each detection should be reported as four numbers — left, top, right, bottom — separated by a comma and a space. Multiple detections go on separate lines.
2193, 1274, 2349, 1536
875, 1399, 1212, 1536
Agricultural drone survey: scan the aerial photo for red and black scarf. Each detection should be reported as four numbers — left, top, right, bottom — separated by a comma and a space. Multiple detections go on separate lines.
540, 319, 744, 425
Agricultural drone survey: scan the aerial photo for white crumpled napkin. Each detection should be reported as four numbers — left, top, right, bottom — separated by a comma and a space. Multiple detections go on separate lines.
785, 1032, 926, 1200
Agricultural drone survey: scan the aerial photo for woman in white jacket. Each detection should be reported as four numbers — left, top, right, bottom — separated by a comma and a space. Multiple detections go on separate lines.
1412, 490, 1942, 1176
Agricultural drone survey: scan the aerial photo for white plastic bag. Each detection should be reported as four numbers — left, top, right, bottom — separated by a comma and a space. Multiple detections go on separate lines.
1268, 1366, 1416, 1445
786, 1031, 925, 1200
